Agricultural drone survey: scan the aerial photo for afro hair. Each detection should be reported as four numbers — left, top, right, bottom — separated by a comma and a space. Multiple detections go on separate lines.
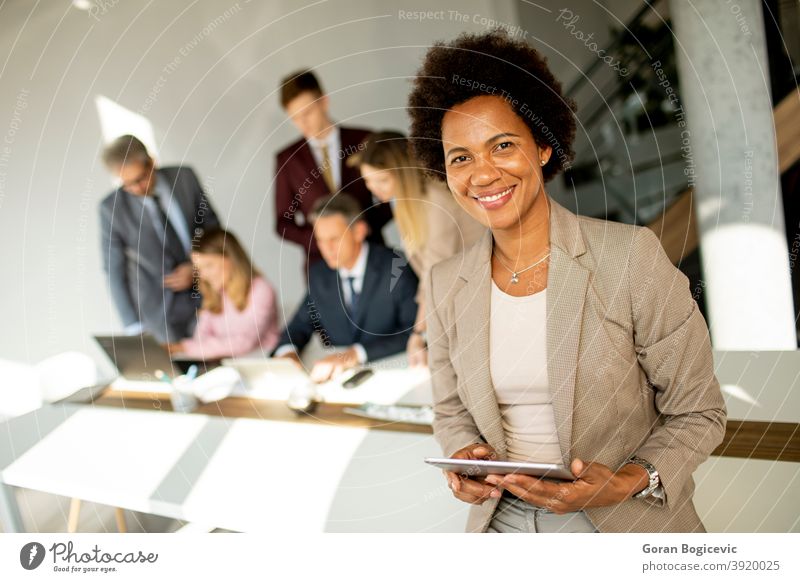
408, 29, 577, 182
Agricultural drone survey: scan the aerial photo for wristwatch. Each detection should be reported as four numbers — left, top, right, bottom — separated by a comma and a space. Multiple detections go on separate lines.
627, 456, 660, 499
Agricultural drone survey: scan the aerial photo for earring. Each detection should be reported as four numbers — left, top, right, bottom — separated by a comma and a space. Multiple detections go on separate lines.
540, 159, 546, 166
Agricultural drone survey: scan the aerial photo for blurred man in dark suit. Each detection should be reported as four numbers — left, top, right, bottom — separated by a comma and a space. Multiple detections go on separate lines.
274, 193, 417, 382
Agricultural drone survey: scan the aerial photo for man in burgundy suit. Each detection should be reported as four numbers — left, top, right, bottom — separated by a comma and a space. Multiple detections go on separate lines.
275, 69, 392, 268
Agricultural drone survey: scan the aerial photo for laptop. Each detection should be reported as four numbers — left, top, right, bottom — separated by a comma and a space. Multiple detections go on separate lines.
94, 334, 220, 381
221, 357, 309, 394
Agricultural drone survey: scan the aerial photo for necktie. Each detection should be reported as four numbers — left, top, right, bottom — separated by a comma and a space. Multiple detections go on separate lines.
150, 194, 186, 264
346, 276, 360, 316
320, 144, 335, 192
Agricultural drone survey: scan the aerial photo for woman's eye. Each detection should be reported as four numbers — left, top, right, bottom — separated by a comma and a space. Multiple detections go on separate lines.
495, 141, 513, 152
450, 155, 468, 165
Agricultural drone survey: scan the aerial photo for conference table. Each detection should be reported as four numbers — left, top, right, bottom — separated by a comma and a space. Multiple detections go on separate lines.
2, 350, 798, 533
0, 356, 469, 533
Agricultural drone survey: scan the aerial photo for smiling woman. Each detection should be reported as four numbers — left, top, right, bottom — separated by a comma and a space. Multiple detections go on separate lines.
407, 30, 726, 534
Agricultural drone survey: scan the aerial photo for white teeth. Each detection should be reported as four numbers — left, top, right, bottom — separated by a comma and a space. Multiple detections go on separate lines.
476, 187, 512, 202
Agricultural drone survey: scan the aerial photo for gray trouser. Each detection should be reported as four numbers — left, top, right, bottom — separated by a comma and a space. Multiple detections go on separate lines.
487, 492, 599, 533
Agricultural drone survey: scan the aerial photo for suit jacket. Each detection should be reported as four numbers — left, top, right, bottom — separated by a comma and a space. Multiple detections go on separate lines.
274, 126, 393, 265
425, 196, 726, 533
276, 244, 418, 361
99, 166, 220, 343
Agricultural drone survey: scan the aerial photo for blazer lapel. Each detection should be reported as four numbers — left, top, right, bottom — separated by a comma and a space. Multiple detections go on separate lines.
297, 140, 331, 199
354, 247, 380, 331
126, 191, 166, 262
326, 270, 355, 344
546, 197, 589, 466
155, 168, 190, 265
454, 230, 508, 458
162, 168, 194, 237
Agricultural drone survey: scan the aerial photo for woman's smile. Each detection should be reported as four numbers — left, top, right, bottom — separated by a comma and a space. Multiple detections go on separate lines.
472, 184, 516, 210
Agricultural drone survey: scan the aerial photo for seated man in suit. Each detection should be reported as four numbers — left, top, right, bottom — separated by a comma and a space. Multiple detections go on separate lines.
274, 193, 418, 382
99, 135, 220, 343
275, 69, 392, 269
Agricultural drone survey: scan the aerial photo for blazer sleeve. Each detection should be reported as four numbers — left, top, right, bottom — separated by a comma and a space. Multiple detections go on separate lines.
187, 167, 220, 231
629, 226, 726, 507
360, 254, 418, 361
426, 264, 484, 457
274, 154, 314, 249
99, 200, 139, 327
274, 291, 315, 355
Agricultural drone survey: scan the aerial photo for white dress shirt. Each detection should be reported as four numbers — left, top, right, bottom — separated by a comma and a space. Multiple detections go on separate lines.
275, 243, 370, 364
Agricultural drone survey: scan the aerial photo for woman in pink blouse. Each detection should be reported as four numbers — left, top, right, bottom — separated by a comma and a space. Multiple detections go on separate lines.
170, 228, 279, 359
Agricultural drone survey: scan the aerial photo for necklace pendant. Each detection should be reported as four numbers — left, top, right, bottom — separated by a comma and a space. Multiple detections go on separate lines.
510, 273, 520, 284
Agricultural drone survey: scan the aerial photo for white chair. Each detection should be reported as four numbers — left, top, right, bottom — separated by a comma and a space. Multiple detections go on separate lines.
35, 351, 98, 403
0, 359, 42, 421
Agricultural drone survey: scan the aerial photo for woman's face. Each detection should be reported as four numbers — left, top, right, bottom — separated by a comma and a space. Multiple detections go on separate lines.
441, 95, 550, 231
191, 252, 230, 292
360, 163, 397, 203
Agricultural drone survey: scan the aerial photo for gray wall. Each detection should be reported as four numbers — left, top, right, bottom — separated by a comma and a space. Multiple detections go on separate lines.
0, 0, 516, 369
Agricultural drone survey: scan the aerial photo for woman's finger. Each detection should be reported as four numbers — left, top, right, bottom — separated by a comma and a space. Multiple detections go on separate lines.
498, 479, 550, 507
471, 445, 496, 460
459, 477, 497, 500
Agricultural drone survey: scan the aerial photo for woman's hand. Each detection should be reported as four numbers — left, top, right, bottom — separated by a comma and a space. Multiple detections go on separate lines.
444, 443, 502, 505
484, 458, 649, 514
406, 333, 428, 368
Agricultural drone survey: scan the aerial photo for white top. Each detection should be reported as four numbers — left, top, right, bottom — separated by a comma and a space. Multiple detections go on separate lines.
489, 281, 562, 464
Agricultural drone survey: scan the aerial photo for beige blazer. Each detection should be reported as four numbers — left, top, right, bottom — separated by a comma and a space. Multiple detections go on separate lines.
425, 196, 726, 533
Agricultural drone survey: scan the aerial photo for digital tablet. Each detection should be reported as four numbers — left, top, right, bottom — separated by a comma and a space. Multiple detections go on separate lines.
425, 458, 575, 481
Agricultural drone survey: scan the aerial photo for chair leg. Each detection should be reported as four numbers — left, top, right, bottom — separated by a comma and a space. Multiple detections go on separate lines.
114, 507, 127, 533
67, 498, 81, 533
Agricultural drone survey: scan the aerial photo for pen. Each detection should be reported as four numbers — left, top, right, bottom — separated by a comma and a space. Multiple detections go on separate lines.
185, 364, 199, 381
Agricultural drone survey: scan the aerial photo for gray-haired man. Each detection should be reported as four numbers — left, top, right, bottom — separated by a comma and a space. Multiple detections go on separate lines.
98, 135, 220, 343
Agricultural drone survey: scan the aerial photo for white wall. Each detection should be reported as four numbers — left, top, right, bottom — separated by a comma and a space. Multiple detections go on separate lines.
0, 0, 517, 369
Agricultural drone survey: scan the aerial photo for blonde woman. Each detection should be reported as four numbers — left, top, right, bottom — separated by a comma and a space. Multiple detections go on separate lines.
354, 131, 484, 366
169, 228, 279, 359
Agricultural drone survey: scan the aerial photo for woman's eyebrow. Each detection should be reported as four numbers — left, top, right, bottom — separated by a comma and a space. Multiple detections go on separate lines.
445, 133, 522, 159
445, 145, 469, 158
486, 132, 521, 144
